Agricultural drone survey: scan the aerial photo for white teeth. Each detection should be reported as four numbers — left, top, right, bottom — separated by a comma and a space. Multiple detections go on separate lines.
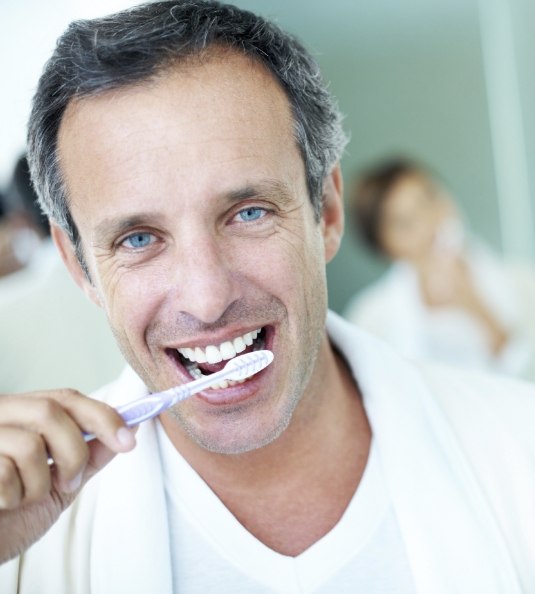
188, 364, 203, 379
205, 345, 223, 364
194, 347, 207, 364
183, 358, 248, 388
177, 328, 262, 364
220, 341, 236, 360
233, 336, 246, 353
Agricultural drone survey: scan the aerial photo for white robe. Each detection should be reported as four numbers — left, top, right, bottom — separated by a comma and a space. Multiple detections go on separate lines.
2, 312, 535, 593
344, 243, 535, 380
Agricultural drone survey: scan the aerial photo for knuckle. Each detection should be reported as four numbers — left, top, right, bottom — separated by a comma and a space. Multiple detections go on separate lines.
18, 433, 46, 464
53, 388, 83, 403
33, 398, 62, 425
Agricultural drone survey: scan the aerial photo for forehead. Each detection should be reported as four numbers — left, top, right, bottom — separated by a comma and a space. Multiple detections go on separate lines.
384, 174, 434, 208
57, 50, 302, 215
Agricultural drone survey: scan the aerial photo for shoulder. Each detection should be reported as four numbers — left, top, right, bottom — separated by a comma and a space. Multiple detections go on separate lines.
416, 363, 535, 485
417, 362, 535, 431
417, 363, 535, 584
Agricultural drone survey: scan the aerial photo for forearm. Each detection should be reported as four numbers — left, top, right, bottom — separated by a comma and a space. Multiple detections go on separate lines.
468, 299, 510, 355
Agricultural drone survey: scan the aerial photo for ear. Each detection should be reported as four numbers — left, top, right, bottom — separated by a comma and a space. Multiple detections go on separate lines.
321, 163, 344, 263
50, 223, 103, 308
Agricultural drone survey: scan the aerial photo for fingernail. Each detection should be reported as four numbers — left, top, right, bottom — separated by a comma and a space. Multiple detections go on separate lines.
66, 472, 83, 493
116, 426, 136, 449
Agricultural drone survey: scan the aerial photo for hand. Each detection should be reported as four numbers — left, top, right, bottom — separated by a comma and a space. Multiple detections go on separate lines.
418, 252, 478, 309
418, 252, 509, 354
0, 389, 136, 564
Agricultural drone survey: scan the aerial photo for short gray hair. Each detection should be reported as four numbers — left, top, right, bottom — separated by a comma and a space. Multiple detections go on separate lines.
28, 0, 348, 253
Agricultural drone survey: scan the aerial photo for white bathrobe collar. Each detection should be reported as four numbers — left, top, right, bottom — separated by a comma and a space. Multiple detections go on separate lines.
327, 311, 521, 593
89, 311, 522, 593
90, 371, 173, 594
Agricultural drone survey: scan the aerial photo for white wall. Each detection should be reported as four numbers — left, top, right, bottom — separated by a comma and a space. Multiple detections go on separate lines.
0, 0, 141, 186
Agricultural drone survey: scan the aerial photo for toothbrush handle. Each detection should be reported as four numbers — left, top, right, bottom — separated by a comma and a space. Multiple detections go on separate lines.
82, 352, 271, 444
116, 393, 180, 426
82, 386, 190, 443
50, 351, 272, 462
54, 374, 223, 458
114, 370, 228, 425
82, 373, 223, 443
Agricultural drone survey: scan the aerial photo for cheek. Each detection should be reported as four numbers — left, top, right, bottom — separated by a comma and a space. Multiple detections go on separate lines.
96, 263, 170, 342
379, 227, 402, 257
258, 227, 323, 293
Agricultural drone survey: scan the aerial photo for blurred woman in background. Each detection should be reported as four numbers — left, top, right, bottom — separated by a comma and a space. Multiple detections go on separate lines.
344, 157, 535, 380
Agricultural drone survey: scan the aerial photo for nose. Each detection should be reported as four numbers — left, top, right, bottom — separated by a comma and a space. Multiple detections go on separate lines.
169, 233, 241, 325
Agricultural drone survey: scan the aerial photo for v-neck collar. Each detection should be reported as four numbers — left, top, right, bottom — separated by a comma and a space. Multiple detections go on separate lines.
157, 420, 387, 593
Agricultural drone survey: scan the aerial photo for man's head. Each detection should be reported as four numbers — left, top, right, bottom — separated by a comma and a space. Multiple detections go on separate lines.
28, 1, 348, 454
27, 0, 347, 272
350, 157, 455, 262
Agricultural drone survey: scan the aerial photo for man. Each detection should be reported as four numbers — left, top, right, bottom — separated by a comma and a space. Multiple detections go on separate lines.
0, 2, 534, 592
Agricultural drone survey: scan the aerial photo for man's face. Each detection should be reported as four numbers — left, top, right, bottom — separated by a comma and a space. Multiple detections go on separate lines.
55, 51, 343, 454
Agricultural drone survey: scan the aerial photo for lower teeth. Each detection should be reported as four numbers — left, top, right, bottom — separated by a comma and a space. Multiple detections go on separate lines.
183, 363, 247, 389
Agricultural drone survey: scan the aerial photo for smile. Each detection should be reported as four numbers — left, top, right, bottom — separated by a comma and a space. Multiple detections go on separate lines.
175, 328, 266, 389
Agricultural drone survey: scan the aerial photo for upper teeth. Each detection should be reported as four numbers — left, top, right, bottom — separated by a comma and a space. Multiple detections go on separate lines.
177, 329, 261, 364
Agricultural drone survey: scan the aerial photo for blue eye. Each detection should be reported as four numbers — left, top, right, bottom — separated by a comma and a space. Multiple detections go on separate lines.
123, 232, 154, 249
237, 207, 265, 222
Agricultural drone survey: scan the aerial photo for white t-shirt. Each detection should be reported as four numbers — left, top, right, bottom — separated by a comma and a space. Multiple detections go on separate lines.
156, 421, 416, 593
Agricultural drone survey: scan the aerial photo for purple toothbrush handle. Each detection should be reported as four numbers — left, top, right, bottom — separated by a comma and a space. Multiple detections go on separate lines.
115, 394, 173, 426
82, 393, 176, 443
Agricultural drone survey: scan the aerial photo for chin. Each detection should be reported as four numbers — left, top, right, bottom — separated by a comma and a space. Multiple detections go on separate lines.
178, 409, 291, 455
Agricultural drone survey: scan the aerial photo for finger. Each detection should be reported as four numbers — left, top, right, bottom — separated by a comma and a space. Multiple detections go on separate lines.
0, 395, 92, 491
0, 427, 52, 505
0, 392, 134, 491
50, 389, 137, 453
0, 390, 137, 454
0, 390, 124, 492
0, 454, 23, 510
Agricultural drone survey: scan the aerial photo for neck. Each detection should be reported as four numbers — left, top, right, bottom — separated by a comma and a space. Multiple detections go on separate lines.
161, 340, 371, 555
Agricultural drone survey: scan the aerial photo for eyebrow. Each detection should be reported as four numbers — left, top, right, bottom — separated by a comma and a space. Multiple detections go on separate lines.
92, 179, 294, 244
224, 179, 294, 206
93, 214, 159, 246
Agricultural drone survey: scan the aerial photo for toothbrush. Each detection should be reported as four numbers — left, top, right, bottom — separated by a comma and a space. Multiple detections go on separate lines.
46, 350, 273, 464
83, 349, 274, 442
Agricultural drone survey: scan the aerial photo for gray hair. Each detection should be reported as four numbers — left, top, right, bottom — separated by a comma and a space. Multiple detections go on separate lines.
27, 0, 348, 255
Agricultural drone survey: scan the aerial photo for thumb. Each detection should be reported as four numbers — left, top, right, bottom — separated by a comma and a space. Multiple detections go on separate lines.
82, 426, 138, 484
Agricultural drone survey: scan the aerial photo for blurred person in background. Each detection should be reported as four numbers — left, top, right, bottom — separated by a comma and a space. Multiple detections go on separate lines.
0, 156, 48, 280
344, 156, 535, 379
0, 155, 125, 394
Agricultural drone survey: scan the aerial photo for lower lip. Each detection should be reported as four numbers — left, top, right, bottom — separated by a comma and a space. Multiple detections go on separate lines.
194, 366, 270, 406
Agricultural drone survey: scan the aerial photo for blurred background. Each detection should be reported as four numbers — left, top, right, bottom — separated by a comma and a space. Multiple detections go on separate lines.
2, 0, 535, 390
